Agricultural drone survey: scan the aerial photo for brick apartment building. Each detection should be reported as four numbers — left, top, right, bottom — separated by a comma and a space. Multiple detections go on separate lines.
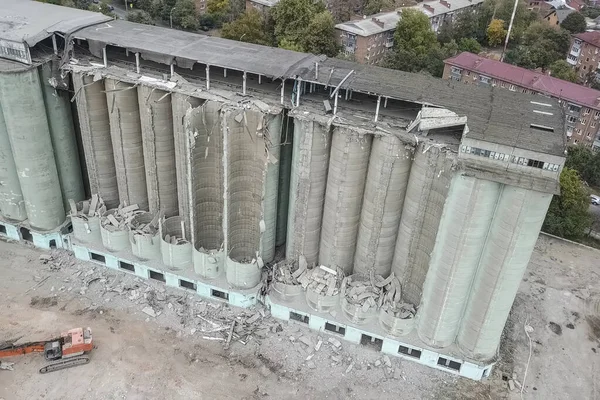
444, 52, 600, 148
566, 31, 600, 83
335, 0, 483, 65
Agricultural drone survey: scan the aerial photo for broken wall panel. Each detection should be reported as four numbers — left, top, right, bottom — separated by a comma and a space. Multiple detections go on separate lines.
0, 64, 65, 230
105, 78, 148, 211
39, 61, 85, 210
417, 176, 501, 348
275, 115, 293, 248
73, 73, 119, 209
261, 113, 282, 263
319, 126, 372, 275
391, 145, 455, 305
286, 117, 331, 265
456, 187, 552, 361
138, 86, 178, 217
354, 135, 412, 277
0, 102, 26, 221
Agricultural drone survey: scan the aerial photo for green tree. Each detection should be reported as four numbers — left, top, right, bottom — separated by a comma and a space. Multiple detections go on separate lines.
486, 19, 506, 46
171, 0, 198, 29
301, 11, 339, 56
437, 21, 456, 44
393, 9, 438, 58
88, 1, 116, 17
560, 12, 587, 34
363, 0, 394, 15
565, 146, 600, 187
458, 37, 481, 53
581, 6, 600, 19
221, 10, 273, 46
278, 38, 304, 51
505, 23, 571, 70
549, 59, 577, 82
423, 40, 459, 77
127, 9, 155, 24
271, 0, 325, 45
494, 0, 537, 43
207, 0, 229, 14
543, 168, 592, 239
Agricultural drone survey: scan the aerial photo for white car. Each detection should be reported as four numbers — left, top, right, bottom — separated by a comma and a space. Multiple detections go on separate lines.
591, 195, 600, 205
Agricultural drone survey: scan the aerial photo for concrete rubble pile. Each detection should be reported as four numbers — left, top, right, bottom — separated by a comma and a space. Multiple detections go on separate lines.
130, 213, 160, 237
298, 265, 345, 297
68, 194, 106, 221
100, 203, 142, 230
340, 273, 390, 314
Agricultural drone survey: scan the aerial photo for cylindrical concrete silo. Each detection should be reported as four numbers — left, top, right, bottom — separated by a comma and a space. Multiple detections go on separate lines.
319, 127, 372, 275
0, 63, 65, 230
275, 115, 293, 248
456, 187, 552, 361
392, 145, 454, 305
72, 73, 119, 209
39, 63, 85, 210
261, 113, 282, 263
416, 176, 501, 348
105, 79, 148, 210
353, 135, 412, 277
286, 117, 331, 265
225, 107, 266, 289
0, 103, 26, 221
138, 86, 178, 217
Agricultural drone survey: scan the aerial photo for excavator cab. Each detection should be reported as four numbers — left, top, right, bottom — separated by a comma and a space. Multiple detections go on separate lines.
43, 341, 62, 361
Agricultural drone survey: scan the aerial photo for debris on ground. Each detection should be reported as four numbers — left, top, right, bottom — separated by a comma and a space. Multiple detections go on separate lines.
272, 255, 308, 286
69, 194, 106, 220
298, 265, 344, 296
0, 361, 14, 371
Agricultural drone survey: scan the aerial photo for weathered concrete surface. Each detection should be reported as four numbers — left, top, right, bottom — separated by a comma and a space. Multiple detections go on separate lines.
138, 86, 178, 217
353, 135, 412, 277
39, 62, 85, 210
319, 127, 372, 275
0, 66, 65, 230
275, 115, 293, 248
105, 79, 148, 210
73, 73, 119, 209
261, 114, 282, 263
0, 103, 26, 221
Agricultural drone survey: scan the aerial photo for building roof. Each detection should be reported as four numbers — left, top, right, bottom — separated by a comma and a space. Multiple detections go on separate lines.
335, 11, 400, 36
411, 0, 484, 18
556, 8, 575, 22
574, 30, 600, 47
445, 52, 600, 112
0, 0, 110, 47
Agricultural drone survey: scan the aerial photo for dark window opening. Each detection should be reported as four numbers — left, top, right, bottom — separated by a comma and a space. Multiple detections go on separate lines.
119, 261, 135, 272
437, 357, 461, 371
49, 240, 57, 249
360, 334, 383, 351
398, 345, 422, 359
179, 279, 196, 290
66, 223, 73, 233
90, 253, 106, 264
0, 224, 6, 234
20, 227, 33, 242
289, 311, 309, 324
149, 270, 166, 282
211, 289, 229, 300
482, 368, 490, 379
324, 322, 346, 335
527, 159, 545, 168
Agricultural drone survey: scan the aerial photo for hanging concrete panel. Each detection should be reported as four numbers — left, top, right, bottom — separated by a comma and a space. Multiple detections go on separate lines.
417, 176, 501, 348
456, 187, 552, 361
0, 64, 65, 230
392, 145, 455, 305
275, 115, 293, 248
138, 86, 178, 217
354, 135, 411, 277
73, 73, 119, 208
286, 117, 331, 265
105, 78, 148, 210
0, 103, 26, 221
319, 127, 372, 275
261, 113, 282, 262
39, 62, 85, 209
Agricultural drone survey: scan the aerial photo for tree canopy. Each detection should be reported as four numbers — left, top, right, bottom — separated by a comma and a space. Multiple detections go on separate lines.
486, 19, 506, 46
127, 9, 155, 24
221, 9, 273, 46
393, 9, 438, 58
549, 59, 577, 82
560, 12, 587, 34
565, 145, 600, 187
504, 23, 571, 70
543, 168, 592, 240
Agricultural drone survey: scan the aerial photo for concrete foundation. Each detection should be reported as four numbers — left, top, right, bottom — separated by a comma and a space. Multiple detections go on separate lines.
160, 216, 192, 270
129, 212, 161, 261
100, 209, 130, 252
193, 248, 223, 279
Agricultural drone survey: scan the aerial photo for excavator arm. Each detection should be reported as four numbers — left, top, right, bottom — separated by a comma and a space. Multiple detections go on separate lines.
0, 341, 47, 358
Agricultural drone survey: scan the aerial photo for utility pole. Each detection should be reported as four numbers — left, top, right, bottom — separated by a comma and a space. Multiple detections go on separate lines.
170, 7, 175, 28
500, 0, 519, 62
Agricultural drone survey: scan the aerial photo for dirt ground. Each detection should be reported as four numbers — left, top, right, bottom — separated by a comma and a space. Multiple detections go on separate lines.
0, 234, 598, 400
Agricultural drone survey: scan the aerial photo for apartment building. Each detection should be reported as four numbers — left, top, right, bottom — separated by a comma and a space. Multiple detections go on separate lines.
444, 52, 600, 148
566, 31, 600, 83
335, 0, 483, 64
245, 0, 280, 12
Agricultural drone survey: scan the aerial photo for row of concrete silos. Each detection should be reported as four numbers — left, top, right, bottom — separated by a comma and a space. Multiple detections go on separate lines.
0, 60, 84, 231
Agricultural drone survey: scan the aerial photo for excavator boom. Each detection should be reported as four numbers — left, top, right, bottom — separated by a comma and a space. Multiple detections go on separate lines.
0, 341, 47, 358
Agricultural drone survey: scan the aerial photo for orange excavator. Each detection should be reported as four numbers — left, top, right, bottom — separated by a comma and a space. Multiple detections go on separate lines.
0, 327, 93, 374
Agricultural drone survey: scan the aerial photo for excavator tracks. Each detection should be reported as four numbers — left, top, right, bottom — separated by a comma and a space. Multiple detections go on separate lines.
39, 356, 90, 374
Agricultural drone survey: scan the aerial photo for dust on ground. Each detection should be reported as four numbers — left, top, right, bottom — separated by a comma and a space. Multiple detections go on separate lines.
0, 234, 598, 399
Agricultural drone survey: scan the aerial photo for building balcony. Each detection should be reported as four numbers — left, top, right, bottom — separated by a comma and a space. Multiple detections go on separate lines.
593, 139, 600, 150
570, 46, 581, 56
343, 45, 356, 54
566, 56, 578, 66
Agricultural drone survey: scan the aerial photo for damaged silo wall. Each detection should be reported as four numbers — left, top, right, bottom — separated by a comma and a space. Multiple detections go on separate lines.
275, 115, 293, 248
417, 176, 501, 348
0, 102, 26, 221
72, 73, 119, 209
286, 117, 332, 265
105, 79, 148, 210
319, 126, 372, 275
138, 86, 178, 217
261, 113, 282, 263
456, 187, 552, 361
392, 145, 454, 305
39, 62, 85, 209
353, 135, 412, 277
0, 64, 65, 230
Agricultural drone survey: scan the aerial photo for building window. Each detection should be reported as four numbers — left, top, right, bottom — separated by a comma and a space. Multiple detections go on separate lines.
584, 108, 591, 115
580, 118, 587, 125
466, 70, 470, 76
451, 66, 462, 74
569, 104, 582, 113
509, 84, 516, 91
595, 111, 600, 117
527, 159, 545, 168
567, 115, 577, 123
592, 121, 597, 128
480, 76, 490, 84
